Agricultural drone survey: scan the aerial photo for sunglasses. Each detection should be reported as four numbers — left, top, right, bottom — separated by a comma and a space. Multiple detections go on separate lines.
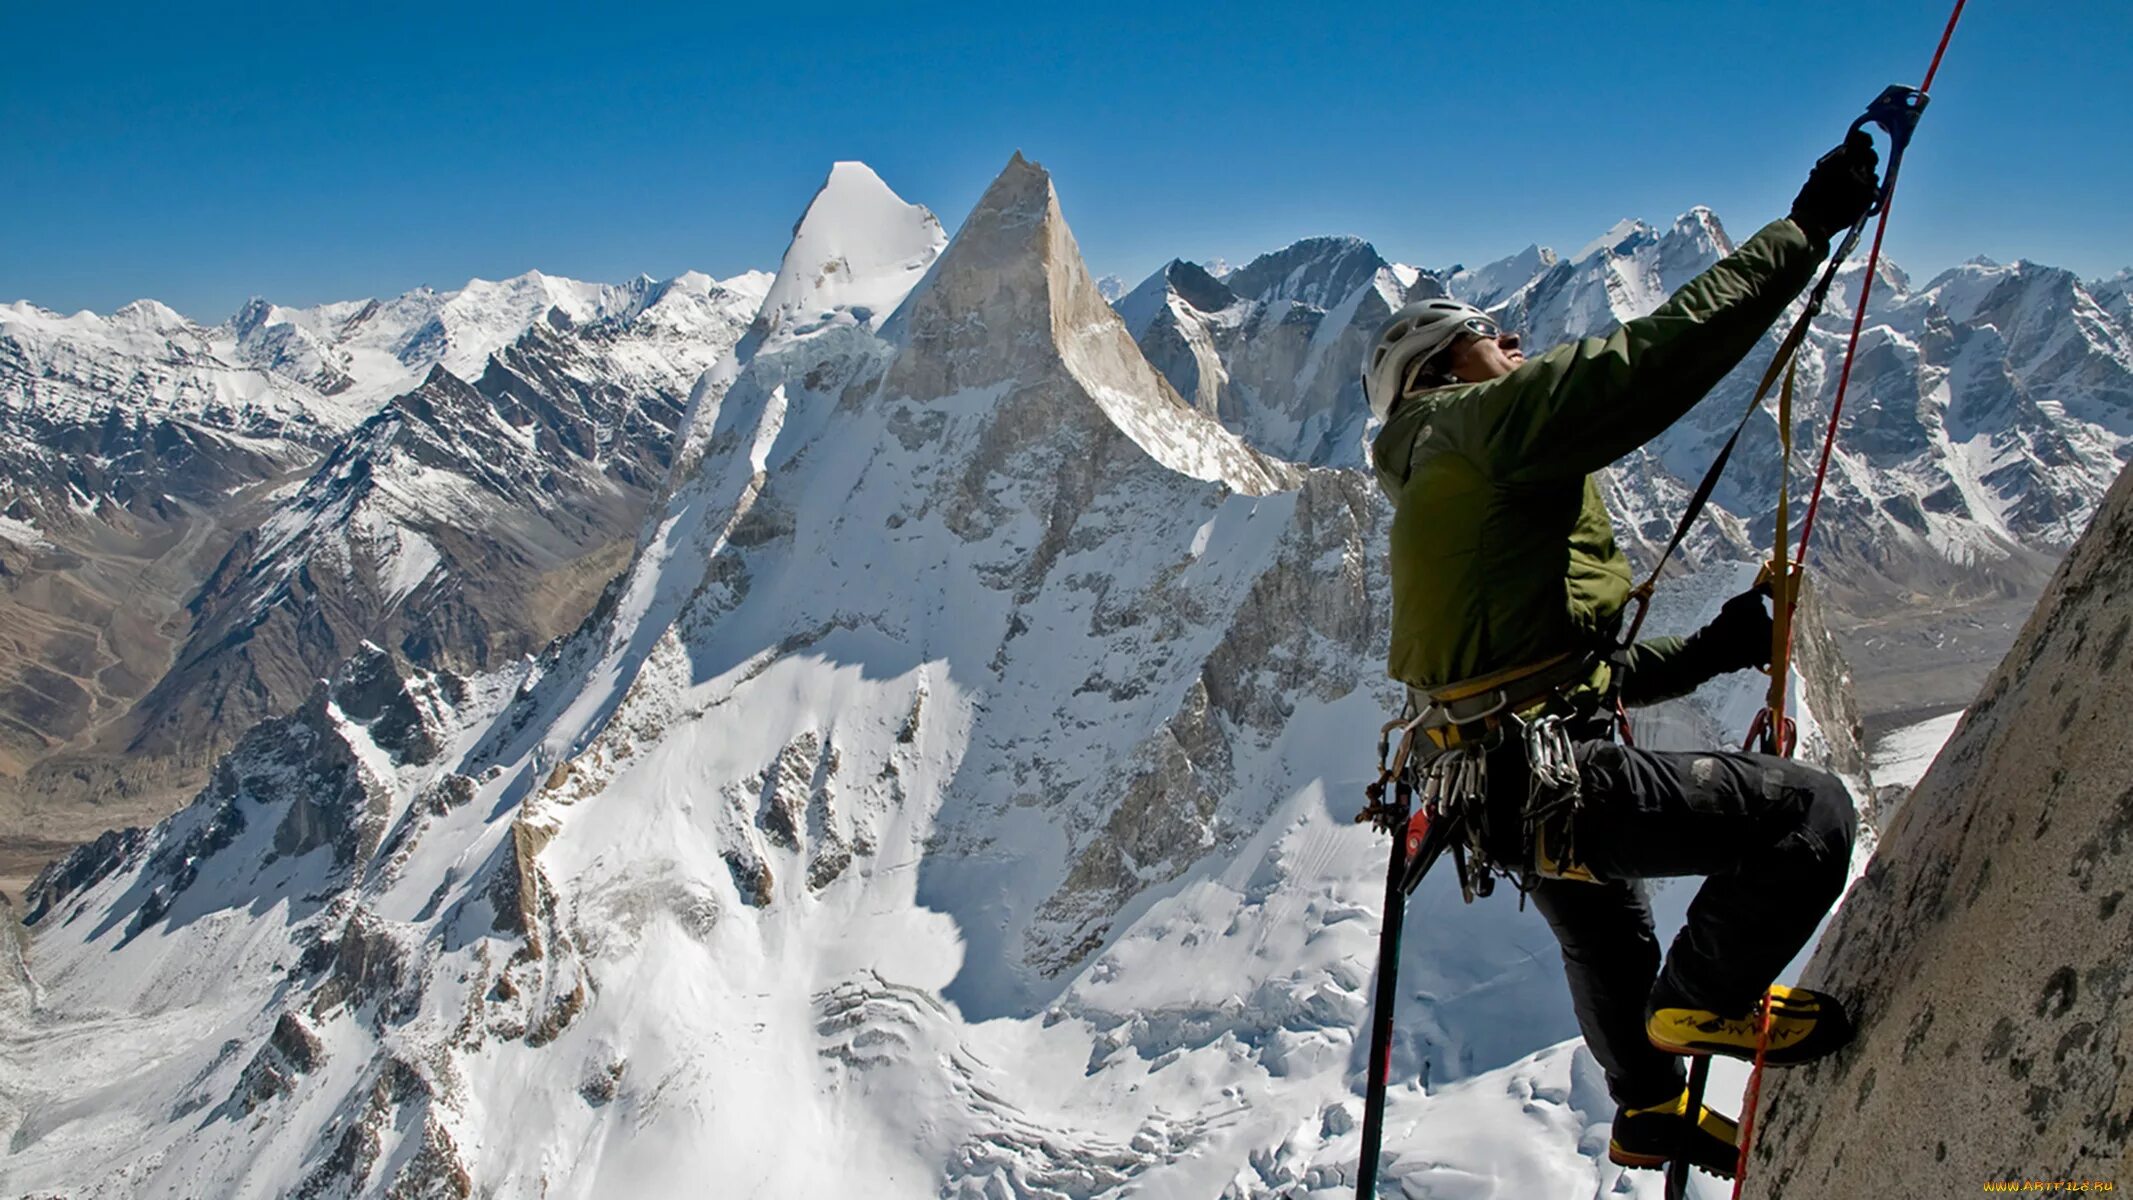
1458, 316, 1502, 340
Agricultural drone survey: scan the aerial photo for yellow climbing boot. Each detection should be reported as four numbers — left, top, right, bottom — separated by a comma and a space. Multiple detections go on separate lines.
1607, 1086, 1739, 1177
1646, 983, 1854, 1065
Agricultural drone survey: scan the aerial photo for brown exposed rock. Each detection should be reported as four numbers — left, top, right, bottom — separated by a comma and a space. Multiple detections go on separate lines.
486, 813, 557, 953
311, 909, 417, 1024
21, 826, 145, 925
724, 849, 774, 908
526, 979, 586, 1047
384, 1116, 474, 1200
881, 152, 1292, 500
578, 1056, 626, 1106
230, 1010, 326, 1114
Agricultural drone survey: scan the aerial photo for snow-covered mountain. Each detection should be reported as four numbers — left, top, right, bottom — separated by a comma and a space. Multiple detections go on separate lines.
2, 154, 1860, 1199
1118, 239, 1440, 466
0, 270, 769, 887
1119, 207, 2130, 600
1445, 211, 2131, 593
123, 270, 769, 770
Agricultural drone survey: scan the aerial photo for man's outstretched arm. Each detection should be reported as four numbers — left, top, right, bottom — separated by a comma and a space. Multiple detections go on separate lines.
1433, 136, 1879, 483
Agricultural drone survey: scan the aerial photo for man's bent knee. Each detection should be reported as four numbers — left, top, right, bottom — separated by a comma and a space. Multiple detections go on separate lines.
1786, 769, 1858, 900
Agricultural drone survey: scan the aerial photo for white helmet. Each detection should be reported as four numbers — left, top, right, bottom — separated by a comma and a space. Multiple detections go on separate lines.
1362, 298, 1499, 421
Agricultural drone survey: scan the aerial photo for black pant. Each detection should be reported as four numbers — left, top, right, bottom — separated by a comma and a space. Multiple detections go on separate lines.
1494, 739, 1858, 1108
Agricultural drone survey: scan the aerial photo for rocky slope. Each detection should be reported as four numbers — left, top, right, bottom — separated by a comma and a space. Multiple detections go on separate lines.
0, 154, 1864, 1200
1743, 456, 2133, 1195
0, 301, 374, 790
121, 272, 767, 769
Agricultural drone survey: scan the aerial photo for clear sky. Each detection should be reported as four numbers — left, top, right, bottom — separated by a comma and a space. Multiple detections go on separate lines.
5, 1, 2128, 320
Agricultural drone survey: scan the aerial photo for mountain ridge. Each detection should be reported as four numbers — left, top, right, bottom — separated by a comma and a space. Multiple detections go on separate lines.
1, 152, 1868, 1199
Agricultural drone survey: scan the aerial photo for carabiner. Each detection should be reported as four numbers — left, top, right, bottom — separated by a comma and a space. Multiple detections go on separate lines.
1848, 84, 1931, 217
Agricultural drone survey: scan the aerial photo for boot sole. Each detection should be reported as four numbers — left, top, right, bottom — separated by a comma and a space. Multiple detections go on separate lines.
1606, 1145, 1734, 1179
1646, 1031, 1830, 1065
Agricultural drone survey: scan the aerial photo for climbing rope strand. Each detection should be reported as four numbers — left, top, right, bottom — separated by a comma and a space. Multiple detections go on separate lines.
1790, 195, 1894, 568
1780, 0, 1969, 713
1730, 6, 1966, 1189
1751, 362, 1801, 756
1919, 0, 1969, 92
1730, 993, 1779, 1200
1619, 304, 1823, 648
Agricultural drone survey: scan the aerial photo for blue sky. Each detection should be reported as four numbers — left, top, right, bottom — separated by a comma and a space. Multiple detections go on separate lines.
5, 1, 2127, 320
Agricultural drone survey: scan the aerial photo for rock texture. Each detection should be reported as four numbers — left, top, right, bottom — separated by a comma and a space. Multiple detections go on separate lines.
1743, 457, 2133, 1195
0, 300, 370, 841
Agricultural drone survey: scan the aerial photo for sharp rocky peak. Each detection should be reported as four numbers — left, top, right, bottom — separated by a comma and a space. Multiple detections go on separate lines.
1449, 243, 1562, 310
879, 152, 1291, 494
1159, 258, 1239, 315
1573, 217, 1658, 264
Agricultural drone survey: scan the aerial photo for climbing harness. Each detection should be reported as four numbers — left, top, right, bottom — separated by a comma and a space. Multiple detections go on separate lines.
1352, 662, 1601, 1197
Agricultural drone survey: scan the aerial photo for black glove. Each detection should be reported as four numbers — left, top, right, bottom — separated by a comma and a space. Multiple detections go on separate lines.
1789, 130, 1881, 246
1686, 583, 1775, 674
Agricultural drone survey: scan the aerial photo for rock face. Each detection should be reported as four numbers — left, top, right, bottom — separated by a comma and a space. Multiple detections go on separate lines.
1743, 457, 2133, 1196
126, 283, 760, 767
0, 277, 675, 794
0, 300, 373, 814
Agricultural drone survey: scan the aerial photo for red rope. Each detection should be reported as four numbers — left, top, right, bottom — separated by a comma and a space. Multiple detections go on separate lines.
1919, 0, 1968, 93
1775, 0, 1970, 749
1733, 4, 1968, 1191
1730, 993, 1778, 1199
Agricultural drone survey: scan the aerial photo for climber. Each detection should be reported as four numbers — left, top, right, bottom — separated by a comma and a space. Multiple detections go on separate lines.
1360, 134, 1881, 1178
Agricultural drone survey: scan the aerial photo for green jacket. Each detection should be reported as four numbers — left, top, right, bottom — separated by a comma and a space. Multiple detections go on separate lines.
1370, 218, 1822, 705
